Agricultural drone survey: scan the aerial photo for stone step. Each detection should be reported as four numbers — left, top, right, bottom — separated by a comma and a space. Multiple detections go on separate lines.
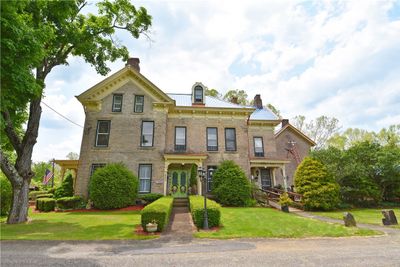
173, 198, 188, 207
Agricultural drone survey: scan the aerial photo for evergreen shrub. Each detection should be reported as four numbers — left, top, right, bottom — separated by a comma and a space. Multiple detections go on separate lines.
89, 163, 138, 209
189, 196, 221, 228
141, 196, 173, 232
56, 196, 84, 210
0, 175, 12, 215
54, 173, 74, 198
212, 160, 252, 206
294, 157, 340, 211
37, 198, 56, 212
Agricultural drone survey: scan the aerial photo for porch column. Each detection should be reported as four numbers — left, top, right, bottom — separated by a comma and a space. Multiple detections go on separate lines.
282, 165, 287, 192
163, 162, 169, 196
272, 168, 276, 187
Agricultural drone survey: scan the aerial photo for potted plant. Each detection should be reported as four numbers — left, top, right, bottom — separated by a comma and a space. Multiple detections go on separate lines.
279, 192, 293, 213
146, 220, 158, 233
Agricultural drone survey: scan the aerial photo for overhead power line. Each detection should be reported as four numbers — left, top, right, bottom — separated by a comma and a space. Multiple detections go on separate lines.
42, 101, 84, 128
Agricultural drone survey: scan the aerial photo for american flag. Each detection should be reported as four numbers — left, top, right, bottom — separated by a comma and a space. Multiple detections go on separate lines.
43, 169, 53, 185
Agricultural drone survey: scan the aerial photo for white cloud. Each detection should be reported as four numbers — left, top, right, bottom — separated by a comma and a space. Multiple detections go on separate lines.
32, 0, 400, 161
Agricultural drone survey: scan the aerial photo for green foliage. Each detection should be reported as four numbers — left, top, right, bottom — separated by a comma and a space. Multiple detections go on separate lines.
212, 160, 252, 206
36, 198, 56, 212
205, 88, 222, 98
29, 190, 48, 201
141, 197, 173, 232
36, 193, 54, 199
294, 157, 340, 210
54, 173, 74, 198
223, 89, 248, 105
279, 192, 293, 207
0, 174, 12, 215
56, 196, 84, 210
138, 193, 163, 204
89, 163, 138, 209
189, 196, 221, 228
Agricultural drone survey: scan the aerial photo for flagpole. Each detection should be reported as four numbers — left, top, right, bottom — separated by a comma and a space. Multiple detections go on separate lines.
51, 158, 55, 187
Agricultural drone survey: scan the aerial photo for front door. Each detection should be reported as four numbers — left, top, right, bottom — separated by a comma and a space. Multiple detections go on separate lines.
170, 170, 188, 197
260, 168, 272, 190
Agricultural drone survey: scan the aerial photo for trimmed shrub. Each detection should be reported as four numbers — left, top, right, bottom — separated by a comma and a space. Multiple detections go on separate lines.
54, 173, 74, 198
189, 196, 221, 228
141, 196, 173, 232
56, 196, 84, 210
189, 164, 197, 195
138, 193, 163, 204
37, 198, 56, 212
0, 175, 12, 216
36, 193, 54, 199
89, 163, 139, 209
294, 157, 340, 211
212, 160, 252, 206
29, 190, 48, 201
47, 187, 56, 194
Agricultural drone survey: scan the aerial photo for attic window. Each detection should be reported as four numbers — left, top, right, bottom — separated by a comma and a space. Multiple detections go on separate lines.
194, 86, 203, 103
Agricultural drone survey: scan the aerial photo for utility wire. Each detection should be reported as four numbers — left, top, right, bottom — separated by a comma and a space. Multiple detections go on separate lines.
42, 101, 84, 128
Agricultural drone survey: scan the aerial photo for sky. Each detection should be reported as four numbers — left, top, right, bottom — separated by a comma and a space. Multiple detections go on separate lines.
33, 0, 400, 162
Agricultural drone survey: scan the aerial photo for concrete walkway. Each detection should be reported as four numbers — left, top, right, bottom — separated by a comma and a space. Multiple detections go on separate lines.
163, 207, 196, 241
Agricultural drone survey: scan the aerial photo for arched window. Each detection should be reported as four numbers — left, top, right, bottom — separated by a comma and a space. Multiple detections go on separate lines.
194, 85, 203, 103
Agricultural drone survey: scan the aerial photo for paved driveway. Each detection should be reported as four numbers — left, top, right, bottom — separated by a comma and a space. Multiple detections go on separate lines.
2, 225, 400, 267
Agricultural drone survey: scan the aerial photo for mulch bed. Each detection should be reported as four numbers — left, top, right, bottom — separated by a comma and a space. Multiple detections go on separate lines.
134, 225, 161, 236
30, 204, 144, 213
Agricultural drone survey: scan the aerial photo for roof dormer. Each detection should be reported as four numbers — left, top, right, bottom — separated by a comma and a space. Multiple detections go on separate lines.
191, 82, 206, 106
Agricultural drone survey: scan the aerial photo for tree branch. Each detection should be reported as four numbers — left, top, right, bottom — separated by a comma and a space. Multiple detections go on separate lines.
1, 110, 22, 155
0, 149, 21, 185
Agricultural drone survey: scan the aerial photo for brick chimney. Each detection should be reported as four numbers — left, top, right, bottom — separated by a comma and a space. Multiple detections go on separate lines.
282, 119, 289, 127
254, 94, 263, 109
126, 57, 140, 72
231, 96, 238, 104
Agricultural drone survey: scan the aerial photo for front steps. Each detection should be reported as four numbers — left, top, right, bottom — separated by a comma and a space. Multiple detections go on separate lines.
173, 197, 188, 208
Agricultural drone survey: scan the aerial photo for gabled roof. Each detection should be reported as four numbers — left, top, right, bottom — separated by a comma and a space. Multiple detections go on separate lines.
275, 123, 317, 146
76, 65, 174, 110
249, 108, 279, 121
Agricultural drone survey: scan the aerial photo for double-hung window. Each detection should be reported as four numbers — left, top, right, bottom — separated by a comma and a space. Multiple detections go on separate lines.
225, 128, 236, 151
207, 127, 218, 151
175, 127, 186, 151
254, 137, 264, 157
134, 95, 144, 113
141, 121, 154, 147
95, 120, 110, 147
112, 94, 123, 112
139, 164, 152, 193
90, 163, 106, 177
194, 86, 203, 103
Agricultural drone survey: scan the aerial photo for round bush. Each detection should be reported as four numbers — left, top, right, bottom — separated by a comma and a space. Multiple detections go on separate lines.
294, 157, 340, 211
89, 163, 138, 209
0, 175, 12, 216
212, 160, 252, 206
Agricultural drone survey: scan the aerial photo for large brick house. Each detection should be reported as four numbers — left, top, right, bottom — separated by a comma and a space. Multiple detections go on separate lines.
75, 58, 315, 198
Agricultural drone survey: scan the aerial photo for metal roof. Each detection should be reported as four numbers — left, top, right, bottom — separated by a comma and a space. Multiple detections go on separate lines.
167, 93, 251, 109
249, 108, 279, 121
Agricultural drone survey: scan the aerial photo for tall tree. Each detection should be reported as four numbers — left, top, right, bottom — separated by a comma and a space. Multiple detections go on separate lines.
223, 89, 248, 105
66, 152, 79, 160
205, 88, 221, 98
0, 0, 151, 224
292, 115, 341, 149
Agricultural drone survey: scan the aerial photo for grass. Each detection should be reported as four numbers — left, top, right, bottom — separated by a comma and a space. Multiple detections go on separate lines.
312, 208, 400, 229
0, 208, 156, 240
194, 207, 380, 239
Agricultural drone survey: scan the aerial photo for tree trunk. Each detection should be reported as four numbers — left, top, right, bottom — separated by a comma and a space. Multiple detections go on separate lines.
8, 176, 31, 224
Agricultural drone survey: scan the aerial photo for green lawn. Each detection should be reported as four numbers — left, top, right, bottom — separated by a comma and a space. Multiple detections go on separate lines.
194, 207, 380, 239
312, 208, 400, 229
0, 209, 156, 240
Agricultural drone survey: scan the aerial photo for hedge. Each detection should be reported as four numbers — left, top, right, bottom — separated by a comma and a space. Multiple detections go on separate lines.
36, 198, 56, 212
29, 190, 48, 201
36, 193, 54, 199
189, 196, 221, 228
138, 193, 164, 204
54, 173, 74, 198
56, 196, 84, 210
0, 175, 12, 216
141, 196, 173, 232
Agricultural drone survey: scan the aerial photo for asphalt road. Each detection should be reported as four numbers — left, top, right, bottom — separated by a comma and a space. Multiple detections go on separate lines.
2, 227, 400, 267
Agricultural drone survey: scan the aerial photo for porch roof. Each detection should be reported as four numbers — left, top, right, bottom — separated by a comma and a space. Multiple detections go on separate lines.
164, 153, 208, 165
249, 158, 290, 168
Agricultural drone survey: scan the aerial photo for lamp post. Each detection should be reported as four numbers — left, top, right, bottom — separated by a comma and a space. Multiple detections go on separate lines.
197, 166, 210, 230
